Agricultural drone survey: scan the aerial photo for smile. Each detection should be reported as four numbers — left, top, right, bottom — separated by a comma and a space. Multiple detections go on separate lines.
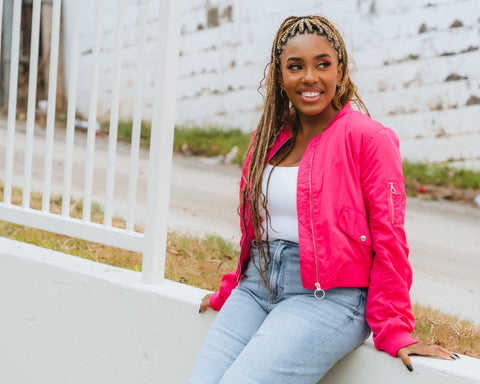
301, 91, 321, 98
297, 88, 324, 103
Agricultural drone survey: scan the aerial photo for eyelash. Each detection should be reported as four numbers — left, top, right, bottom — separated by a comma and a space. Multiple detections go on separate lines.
287, 62, 331, 70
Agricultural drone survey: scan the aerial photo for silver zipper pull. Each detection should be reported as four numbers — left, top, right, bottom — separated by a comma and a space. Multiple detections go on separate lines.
389, 182, 396, 194
314, 282, 325, 300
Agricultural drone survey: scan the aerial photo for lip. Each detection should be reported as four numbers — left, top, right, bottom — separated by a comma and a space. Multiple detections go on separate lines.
297, 87, 324, 103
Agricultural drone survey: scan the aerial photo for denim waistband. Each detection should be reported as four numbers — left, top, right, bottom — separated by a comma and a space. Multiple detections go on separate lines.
251, 239, 299, 249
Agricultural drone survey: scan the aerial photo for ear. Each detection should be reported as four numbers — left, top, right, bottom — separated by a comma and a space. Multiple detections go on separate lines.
277, 68, 284, 89
336, 63, 344, 87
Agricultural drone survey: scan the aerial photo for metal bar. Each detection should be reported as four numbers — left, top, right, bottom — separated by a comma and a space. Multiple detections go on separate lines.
142, 0, 181, 284
3, 0, 22, 204
126, 0, 148, 232
83, 0, 104, 222
0, 0, 4, 61
0, 203, 145, 253
62, 0, 81, 217
41, 0, 62, 212
23, 0, 42, 209
104, 0, 125, 227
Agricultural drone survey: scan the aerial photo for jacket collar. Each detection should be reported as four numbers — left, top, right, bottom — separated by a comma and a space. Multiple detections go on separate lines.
267, 103, 351, 162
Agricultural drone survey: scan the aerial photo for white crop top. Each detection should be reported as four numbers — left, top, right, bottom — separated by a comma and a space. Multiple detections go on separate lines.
260, 163, 299, 243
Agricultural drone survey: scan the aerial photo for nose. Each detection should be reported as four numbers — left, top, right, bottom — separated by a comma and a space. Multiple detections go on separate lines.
303, 66, 316, 84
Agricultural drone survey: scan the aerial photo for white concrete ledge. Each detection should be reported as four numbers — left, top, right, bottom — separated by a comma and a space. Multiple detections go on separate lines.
318, 337, 480, 384
0, 237, 479, 384
0, 237, 215, 383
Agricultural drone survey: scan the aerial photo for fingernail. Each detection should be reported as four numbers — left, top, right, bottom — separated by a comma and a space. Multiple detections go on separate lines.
406, 364, 414, 372
454, 353, 460, 359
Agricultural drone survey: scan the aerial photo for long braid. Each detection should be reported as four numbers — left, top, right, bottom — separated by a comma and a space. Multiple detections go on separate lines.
240, 15, 368, 294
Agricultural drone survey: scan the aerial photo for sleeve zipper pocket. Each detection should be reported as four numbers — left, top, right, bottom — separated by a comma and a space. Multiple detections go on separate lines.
389, 182, 396, 225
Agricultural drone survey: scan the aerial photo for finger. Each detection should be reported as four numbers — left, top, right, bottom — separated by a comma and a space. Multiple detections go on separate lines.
199, 295, 211, 313
408, 344, 459, 361
397, 348, 413, 372
435, 346, 458, 360
199, 300, 207, 313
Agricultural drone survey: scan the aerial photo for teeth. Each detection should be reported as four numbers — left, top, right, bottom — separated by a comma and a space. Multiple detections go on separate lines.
301, 92, 320, 97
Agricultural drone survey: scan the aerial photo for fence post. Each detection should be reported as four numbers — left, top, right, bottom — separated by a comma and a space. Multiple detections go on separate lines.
142, 0, 181, 284
3, 0, 22, 205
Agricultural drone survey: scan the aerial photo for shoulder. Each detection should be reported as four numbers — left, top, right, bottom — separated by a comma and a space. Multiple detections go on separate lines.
340, 107, 399, 148
343, 108, 383, 136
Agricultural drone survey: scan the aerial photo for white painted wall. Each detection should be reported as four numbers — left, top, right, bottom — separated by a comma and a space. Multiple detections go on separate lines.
1, 236, 480, 383
0, 237, 214, 383
63, 0, 480, 168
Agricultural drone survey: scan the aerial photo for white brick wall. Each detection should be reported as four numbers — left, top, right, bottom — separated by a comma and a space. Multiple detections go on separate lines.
64, 0, 480, 167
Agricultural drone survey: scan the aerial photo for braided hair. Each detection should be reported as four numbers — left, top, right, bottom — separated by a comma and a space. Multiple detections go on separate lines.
240, 15, 368, 293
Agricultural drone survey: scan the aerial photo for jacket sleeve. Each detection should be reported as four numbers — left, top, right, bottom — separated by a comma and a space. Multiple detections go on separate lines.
360, 127, 418, 357
209, 272, 239, 310
209, 135, 255, 311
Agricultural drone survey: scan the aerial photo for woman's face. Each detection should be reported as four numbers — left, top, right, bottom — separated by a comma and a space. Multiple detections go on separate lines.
279, 33, 343, 122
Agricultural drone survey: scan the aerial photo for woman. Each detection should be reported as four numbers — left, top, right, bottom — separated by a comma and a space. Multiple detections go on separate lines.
190, 15, 458, 384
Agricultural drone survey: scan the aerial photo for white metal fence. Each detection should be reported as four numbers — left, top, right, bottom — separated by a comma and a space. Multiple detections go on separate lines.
0, 0, 180, 284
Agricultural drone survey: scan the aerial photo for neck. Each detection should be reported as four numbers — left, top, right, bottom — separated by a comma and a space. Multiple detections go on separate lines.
297, 104, 340, 137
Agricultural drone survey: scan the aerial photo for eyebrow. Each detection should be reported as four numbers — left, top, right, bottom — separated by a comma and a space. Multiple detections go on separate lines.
286, 53, 332, 62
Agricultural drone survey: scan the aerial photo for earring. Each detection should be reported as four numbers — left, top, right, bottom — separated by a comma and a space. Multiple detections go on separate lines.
336, 84, 343, 93
280, 89, 286, 98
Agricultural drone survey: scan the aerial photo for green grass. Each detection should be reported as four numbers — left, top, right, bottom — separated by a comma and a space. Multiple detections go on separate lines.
101, 120, 152, 146
100, 121, 252, 164
165, 232, 238, 290
403, 161, 480, 190
173, 126, 250, 165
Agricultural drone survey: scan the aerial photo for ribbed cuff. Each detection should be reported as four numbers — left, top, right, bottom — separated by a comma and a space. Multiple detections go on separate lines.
379, 329, 418, 357
208, 291, 224, 311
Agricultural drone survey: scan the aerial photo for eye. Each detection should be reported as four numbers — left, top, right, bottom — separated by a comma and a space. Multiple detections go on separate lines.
287, 63, 302, 70
317, 61, 332, 69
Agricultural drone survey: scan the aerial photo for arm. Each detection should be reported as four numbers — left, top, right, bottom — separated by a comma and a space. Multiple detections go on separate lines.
199, 134, 255, 313
199, 271, 238, 313
361, 128, 459, 370
208, 272, 239, 310
361, 128, 417, 356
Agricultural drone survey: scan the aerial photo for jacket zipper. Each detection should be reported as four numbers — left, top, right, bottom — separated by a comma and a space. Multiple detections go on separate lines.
309, 137, 325, 300
389, 182, 396, 225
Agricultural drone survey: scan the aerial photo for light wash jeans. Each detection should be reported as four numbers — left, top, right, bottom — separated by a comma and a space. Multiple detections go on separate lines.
189, 240, 370, 384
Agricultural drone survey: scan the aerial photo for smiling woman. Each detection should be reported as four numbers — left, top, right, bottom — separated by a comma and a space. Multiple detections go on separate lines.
279, 34, 342, 132
276, 33, 345, 167
189, 15, 459, 384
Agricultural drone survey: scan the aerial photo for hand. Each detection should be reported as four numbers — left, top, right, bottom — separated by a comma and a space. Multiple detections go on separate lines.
397, 342, 460, 372
199, 293, 213, 313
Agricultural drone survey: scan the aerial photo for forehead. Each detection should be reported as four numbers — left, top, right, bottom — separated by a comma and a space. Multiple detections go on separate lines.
280, 33, 337, 60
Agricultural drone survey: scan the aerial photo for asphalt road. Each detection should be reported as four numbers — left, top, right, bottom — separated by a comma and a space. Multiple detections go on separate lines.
1, 120, 479, 324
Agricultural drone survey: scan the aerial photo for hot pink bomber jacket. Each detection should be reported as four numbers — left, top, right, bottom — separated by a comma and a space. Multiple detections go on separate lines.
209, 103, 418, 357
